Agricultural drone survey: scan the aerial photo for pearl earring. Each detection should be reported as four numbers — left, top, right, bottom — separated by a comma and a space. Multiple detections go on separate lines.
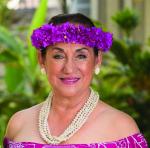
41, 68, 46, 74
95, 67, 100, 75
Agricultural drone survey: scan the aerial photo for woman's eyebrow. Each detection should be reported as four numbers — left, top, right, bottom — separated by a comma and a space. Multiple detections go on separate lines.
76, 48, 89, 52
51, 47, 64, 52
51, 47, 88, 52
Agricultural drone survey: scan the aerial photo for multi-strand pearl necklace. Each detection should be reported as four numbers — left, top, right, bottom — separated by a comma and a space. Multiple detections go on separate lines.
38, 88, 99, 144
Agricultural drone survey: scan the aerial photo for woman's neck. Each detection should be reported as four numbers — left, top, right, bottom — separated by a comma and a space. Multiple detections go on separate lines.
51, 88, 91, 116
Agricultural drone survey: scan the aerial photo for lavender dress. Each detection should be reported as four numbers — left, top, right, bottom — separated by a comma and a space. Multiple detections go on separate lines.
3, 133, 148, 148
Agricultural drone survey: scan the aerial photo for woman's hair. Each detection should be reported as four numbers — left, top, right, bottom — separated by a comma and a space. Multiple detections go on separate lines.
41, 13, 99, 58
48, 13, 94, 27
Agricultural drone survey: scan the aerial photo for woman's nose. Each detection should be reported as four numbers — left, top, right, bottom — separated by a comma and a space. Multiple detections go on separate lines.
63, 58, 76, 74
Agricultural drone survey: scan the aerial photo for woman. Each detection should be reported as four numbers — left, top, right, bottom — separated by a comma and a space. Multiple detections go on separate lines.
3, 13, 148, 147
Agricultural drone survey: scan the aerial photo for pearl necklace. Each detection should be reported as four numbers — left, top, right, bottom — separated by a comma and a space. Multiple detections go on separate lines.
38, 88, 99, 144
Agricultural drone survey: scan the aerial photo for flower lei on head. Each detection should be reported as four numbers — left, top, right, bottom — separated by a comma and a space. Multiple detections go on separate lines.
31, 22, 113, 52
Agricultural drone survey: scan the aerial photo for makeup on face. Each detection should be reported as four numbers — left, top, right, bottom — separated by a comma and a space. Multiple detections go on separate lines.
48, 46, 91, 85
42, 43, 97, 97
50, 47, 90, 60
59, 77, 80, 85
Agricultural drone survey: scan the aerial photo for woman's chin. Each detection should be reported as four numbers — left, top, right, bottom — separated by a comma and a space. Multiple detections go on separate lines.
51, 78, 87, 97
54, 87, 81, 98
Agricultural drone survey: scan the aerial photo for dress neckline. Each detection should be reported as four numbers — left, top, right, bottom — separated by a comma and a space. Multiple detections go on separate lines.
3, 132, 144, 145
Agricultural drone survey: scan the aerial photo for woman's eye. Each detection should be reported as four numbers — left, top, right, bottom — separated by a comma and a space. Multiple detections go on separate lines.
53, 54, 64, 59
77, 54, 87, 59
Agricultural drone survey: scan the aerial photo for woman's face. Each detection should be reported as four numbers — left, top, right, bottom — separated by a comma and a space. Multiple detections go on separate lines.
38, 43, 101, 97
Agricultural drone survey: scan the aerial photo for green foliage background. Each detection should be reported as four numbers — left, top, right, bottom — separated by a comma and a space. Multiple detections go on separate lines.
0, 2, 150, 146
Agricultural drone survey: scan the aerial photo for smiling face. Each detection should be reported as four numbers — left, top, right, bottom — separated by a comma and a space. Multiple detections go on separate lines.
38, 43, 102, 97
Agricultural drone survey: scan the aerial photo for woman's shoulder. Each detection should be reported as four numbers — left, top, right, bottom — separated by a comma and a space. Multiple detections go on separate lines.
95, 101, 140, 139
109, 106, 140, 134
5, 103, 43, 140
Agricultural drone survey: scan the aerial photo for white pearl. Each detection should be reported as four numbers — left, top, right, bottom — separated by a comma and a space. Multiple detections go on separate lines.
38, 88, 99, 144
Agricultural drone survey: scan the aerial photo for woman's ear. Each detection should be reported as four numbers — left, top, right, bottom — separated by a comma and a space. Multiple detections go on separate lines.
37, 50, 45, 68
95, 51, 102, 66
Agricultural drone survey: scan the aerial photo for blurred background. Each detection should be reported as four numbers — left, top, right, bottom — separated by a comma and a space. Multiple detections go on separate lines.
0, 0, 150, 146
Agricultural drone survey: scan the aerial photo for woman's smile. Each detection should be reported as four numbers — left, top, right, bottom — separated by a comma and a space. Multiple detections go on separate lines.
59, 77, 80, 85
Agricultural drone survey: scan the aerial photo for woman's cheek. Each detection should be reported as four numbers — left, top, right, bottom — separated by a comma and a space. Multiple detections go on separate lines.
79, 60, 94, 74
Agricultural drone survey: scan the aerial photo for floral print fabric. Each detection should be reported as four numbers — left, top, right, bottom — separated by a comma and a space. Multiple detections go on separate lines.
3, 133, 148, 148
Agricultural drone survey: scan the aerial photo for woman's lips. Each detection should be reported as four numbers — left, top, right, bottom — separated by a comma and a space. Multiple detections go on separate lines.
60, 77, 80, 85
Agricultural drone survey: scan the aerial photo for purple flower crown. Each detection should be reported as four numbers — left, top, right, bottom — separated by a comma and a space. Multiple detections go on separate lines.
31, 22, 113, 52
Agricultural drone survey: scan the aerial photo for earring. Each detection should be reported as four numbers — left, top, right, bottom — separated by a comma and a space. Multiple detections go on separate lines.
95, 67, 100, 75
41, 68, 46, 74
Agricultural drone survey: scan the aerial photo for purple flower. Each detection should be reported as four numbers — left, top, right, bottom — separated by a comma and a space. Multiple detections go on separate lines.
31, 22, 113, 52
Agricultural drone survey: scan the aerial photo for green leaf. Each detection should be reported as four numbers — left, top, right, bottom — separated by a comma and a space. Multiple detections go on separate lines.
27, 0, 48, 69
0, 26, 25, 55
112, 8, 139, 37
111, 40, 129, 64
0, 49, 19, 63
4, 64, 24, 93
